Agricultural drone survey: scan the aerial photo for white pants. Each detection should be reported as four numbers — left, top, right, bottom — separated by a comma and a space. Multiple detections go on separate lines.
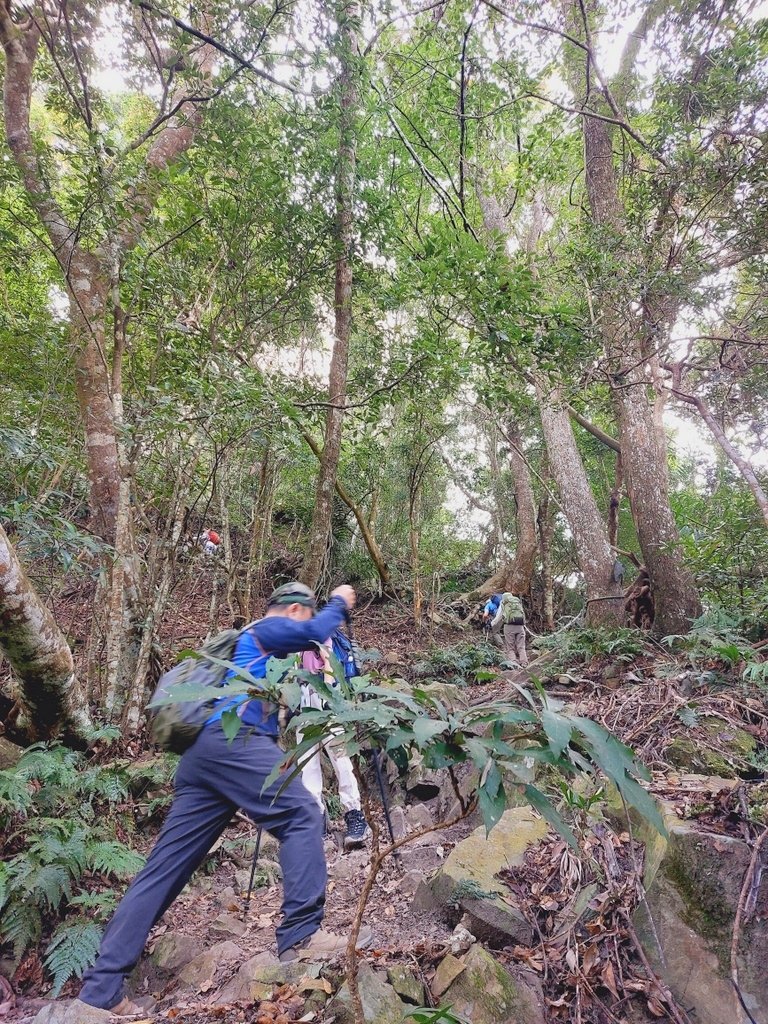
297, 687, 361, 813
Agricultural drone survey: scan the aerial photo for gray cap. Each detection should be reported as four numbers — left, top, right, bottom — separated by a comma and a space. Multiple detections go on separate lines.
267, 581, 317, 609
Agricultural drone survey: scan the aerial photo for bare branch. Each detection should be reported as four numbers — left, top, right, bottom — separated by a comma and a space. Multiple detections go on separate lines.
130, 0, 300, 94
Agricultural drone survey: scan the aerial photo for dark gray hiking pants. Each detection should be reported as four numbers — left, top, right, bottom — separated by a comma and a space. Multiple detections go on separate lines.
79, 724, 325, 1010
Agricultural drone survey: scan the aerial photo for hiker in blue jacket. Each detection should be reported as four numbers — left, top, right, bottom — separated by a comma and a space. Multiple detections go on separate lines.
79, 582, 372, 1017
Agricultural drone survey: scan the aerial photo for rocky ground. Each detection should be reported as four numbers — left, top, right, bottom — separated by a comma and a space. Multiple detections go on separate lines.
5, 578, 768, 1024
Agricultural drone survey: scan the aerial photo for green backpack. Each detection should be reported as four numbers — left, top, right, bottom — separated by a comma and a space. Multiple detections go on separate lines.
501, 594, 525, 624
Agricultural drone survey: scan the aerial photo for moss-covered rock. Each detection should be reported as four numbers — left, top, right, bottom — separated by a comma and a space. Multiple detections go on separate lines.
665, 717, 756, 777
386, 964, 425, 1005
439, 944, 544, 1024
427, 806, 548, 945
636, 821, 768, 1024
328, 962, 407, 1024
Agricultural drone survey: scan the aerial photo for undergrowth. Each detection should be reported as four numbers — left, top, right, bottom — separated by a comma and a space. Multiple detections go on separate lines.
411, 640, 503, 685
0, 744, 174, 995
663, 610, 767, 687
533, 626, 648, 672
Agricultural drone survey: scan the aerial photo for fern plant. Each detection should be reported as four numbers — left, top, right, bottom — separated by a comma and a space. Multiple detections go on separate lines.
0, 744, 149, 996
534, 626, 647, 671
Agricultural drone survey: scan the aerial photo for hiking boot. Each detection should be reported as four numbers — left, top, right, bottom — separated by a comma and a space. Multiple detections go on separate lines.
108, 998, 144, 1017
343, 809, 370, 849
278, 925, 373, 962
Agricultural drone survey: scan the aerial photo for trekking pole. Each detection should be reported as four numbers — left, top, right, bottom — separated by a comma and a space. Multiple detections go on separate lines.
242, 825, 263, 920
344, 612, 398, 854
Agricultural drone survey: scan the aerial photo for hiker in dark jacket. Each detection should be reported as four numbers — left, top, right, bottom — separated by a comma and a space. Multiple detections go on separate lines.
79, 582, 371, 1017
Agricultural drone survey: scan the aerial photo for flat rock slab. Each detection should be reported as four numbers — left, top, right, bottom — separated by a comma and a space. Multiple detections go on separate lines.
32, 1000, 151, 1024
428, 806, 548, 946
431, 953, 466, 998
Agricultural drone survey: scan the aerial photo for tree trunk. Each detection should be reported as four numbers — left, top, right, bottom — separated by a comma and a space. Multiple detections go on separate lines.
607, 452, 623, 549
301, 0, 359, 588
536, 380, 624, 625
0, 524, 92, 742
70, 267, 122, 545
480, 421, 537, 596
409, 487, 423, 626
537, 458, 556, 632
300, 428, 391, 590
562, 0, 701, 633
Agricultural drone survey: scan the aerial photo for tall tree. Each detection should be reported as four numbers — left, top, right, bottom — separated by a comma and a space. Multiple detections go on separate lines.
0, 2, 214, 547
302, 0, 361, 588
562, 0, 702, 633
480, 419, 538, 600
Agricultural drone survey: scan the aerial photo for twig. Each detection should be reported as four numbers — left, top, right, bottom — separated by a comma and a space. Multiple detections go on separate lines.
622, 910, 694, 1024
730, 828, 767, 1024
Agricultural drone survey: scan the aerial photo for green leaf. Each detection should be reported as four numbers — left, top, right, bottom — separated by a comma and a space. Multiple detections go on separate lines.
44, 918, 102, 997
413, 717, 448, 746
522, 785, 577, 848
478, 762, 506, 834
220, 707, 243, 742
541, 709, 573, 761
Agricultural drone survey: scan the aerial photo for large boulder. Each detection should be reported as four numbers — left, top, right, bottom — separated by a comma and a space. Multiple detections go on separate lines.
424, 806, 549, 946
438, 945, 545, 1024
635, 820, 768, 1024
604, 782, 767, 1024
328, 961, 408, 1024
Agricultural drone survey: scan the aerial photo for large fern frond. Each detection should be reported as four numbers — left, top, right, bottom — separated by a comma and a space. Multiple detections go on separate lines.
1, 899, 42, 960
44, 918, 102, 997
85, 840, 145, 880
23, 863, 74, 910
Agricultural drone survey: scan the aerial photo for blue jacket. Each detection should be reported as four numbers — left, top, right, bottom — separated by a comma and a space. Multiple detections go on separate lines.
207, 596, 349, 737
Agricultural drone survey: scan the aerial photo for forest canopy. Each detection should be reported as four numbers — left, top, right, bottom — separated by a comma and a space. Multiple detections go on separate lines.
1, 0, 767, 738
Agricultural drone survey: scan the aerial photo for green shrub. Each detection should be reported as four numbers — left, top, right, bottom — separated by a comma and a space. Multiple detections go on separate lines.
534, 626, 647, 670
411, 640, 503, 685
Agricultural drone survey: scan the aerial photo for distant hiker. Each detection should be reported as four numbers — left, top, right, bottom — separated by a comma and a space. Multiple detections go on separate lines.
492, 591, 528, 668
299, 634, 370, 849
482, 592, 502, 625
200, 527, 220, 556
78, 582, 372, 1017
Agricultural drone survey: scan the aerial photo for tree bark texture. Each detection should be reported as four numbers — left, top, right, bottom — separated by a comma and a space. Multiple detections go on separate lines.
0, 524, 92, 741
535, 380, 624, 625
537, 458, 556, 632
480, 422, 537, 597
301, 0, 359, 589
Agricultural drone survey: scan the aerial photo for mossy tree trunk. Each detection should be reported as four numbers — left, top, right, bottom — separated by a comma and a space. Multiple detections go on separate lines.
0, 524, 92, 742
